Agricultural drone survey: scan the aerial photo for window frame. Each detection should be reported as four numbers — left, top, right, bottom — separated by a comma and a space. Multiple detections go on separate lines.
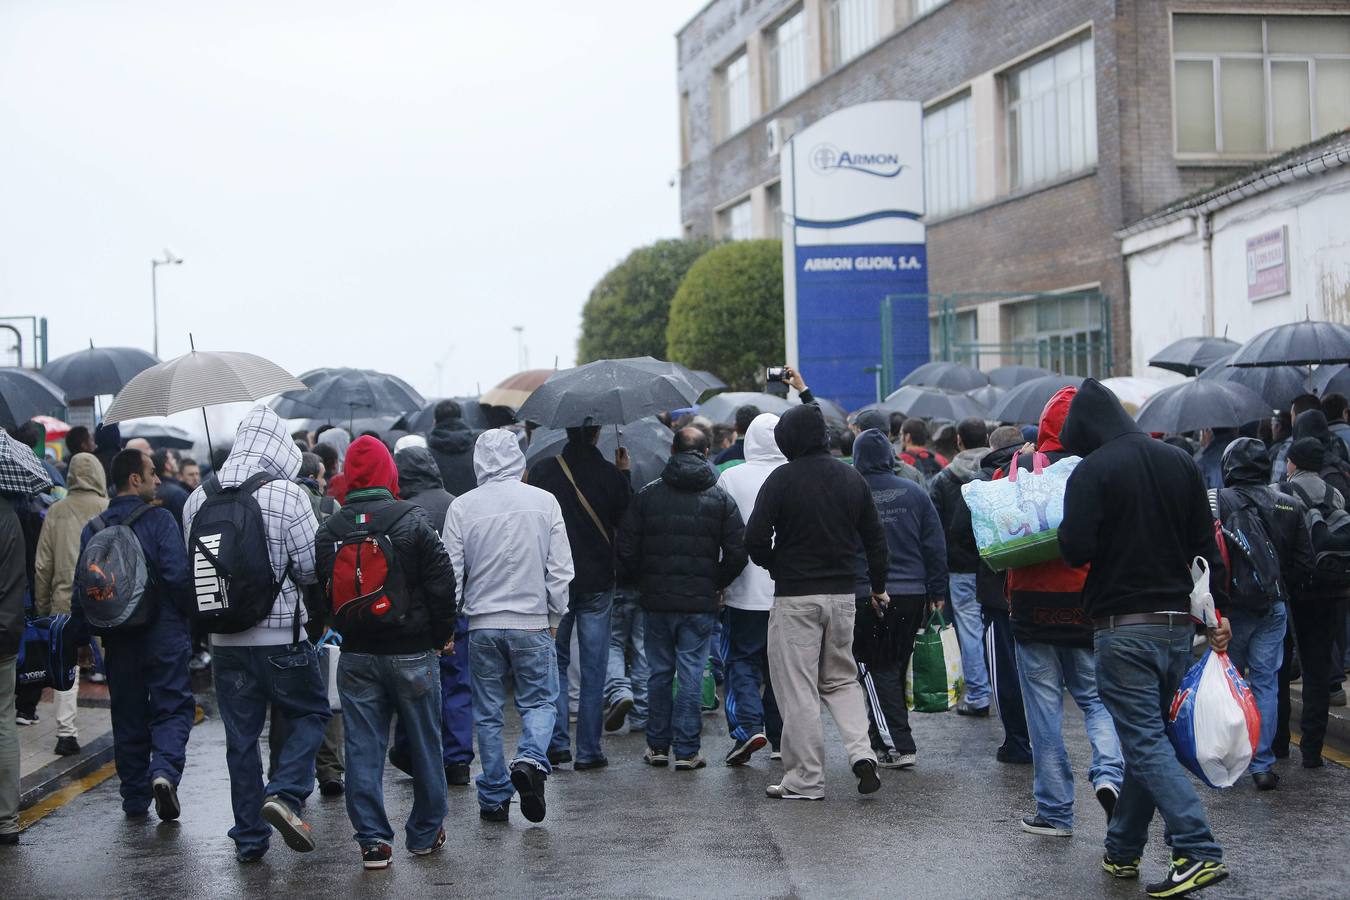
827, 0, 881, 70
1002, 32, 1098, 192
717, 51, 752, 140
716, 196, 753, 241
922, 91, 976, 218
765, 6, 807, 110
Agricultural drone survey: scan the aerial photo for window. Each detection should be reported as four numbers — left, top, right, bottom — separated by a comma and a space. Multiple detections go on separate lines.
828, 0, 879, 68
930, 310, 978, 367
679, 92, 691, 166
718, 52, 751, 138
1006, 34, 1097, 191
1006, 294, 1106, 377
718, 199, 752, 240
923, 93, 975, 216
766, 9, 807, 108
1173, 15, 1350, 155
914, 0, 949, 15
765, 182, 783, 239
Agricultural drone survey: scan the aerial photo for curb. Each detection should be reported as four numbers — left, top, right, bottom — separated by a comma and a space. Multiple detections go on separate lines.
1291, 693, 1350, 751
18, 730, 117, 811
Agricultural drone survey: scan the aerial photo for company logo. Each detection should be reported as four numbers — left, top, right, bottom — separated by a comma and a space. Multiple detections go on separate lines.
809, 143, 904, 178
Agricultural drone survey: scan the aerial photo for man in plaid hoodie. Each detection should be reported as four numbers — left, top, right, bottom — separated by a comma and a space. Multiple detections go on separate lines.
182, 405, 329, 863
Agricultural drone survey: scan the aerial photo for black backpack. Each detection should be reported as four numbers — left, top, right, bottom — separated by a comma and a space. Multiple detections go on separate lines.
324, 502, 418, 636
1209, 488, 1287, 613
188, 473, 287, 634
75, 504, 157, 634
1285, 479, 1350, 585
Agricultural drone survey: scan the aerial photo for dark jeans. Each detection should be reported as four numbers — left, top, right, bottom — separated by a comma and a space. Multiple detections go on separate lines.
1277, 592, 1336, 763
645, 610, 716, 758
104, 606, 195, 814
1095, 622, 1222, 863
394, 616, 473, 766
854, 594, 925, 755
212, 641, 331, 853
269, 707, 344, 785
721, 606, 782, 747
552, 590, 613, 764
983, 606, 1030, 760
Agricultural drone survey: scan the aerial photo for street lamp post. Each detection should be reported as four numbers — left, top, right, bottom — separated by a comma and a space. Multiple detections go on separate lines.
150, 249, 183, 357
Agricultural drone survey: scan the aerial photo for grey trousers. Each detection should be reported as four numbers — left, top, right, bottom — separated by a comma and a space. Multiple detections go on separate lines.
0, 654, 18, 835
767, 594, 876, 798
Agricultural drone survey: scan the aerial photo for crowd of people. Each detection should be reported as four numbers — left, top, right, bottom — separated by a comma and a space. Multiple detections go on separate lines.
1, 368, 1347, 898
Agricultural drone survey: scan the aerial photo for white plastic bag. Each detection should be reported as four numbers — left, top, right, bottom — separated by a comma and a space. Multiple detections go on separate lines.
319, 643, 341, 712
1166, 649, 1260, 788
1189, 556, 1218, 628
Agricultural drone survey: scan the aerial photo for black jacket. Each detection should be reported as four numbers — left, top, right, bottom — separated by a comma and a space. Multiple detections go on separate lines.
315, 487, 457, 654
396, 446, 454, 532
1219, 438, 1315, 600
616, 451, 747, 613
156, 477, 190, 527
1292, 410, 1350, 500
1058, 379, 1228, 619
746, 404, 887, 596
928, 448, 989, 573
529, 441, 632, 595
851, 430, 947, 598
0, 496, 25, 657
426, 419, 478, 498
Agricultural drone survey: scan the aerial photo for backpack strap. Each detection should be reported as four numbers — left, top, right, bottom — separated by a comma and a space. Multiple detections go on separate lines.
238, 472, 275, 496
1207, 488, 1220, 520
123, 503, 155, 527
558, 457, 610, 545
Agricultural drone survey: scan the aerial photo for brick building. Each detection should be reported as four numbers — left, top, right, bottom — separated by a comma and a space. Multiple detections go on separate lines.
676, 0, 1350, 377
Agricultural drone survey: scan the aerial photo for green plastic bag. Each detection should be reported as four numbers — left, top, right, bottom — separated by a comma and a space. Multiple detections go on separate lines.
906, 609, 962, 713
673, 656, 719, 711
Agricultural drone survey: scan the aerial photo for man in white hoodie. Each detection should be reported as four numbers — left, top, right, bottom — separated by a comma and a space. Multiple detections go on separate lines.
443, 429, 573, 824
717, 414, 786, 767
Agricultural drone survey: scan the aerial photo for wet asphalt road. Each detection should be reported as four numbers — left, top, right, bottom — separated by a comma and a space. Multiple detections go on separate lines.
9, 698, 1349, 899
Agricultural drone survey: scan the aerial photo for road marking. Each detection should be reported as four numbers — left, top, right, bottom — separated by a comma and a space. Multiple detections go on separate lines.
18, 762, 117, 830
1290, 732, 1350, 768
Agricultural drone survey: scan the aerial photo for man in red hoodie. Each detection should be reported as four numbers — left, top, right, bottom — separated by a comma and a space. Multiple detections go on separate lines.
1003, 388, 1123, 838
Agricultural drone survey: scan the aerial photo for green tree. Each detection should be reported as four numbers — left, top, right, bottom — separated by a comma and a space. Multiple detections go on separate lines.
666, 239, 784, 390
576, 238, 717, 363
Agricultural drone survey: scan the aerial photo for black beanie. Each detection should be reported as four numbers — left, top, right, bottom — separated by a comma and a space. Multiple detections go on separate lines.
1288, 437, 1326, 472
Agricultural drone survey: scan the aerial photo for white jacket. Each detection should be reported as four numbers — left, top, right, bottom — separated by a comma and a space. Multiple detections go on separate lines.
443, 429, 573, 631
718, 414, 785, 611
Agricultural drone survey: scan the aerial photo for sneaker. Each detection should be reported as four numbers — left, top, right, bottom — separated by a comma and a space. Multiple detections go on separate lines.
725, 732, 768, 767
387, 746, 413, 777
188, 650, 212, 672
15, 712, 37, 726
54, 736, 81, 756
362, 842, 393, 869
446, 763, 471, 786
674, 753, 707, 771
1101, 855, 1141, 879
875, 750, 902, 769
510, 762, 547, 823
409, 827, 446, 856
893, 753, 917, 769
1145, 858, 1229, 898
603, 696, 634, 732
260, 795, 315, 852
996, 746, 1033, 765
642, 747, 669, 767
479, 803, 509, 823
770, 750, 782, 761
87, 671, 107, 684
1095, 782, 1119, 821
853, 758, 881, 794
0, 832, 18, 846
1252, 770, 1279, 791
574, 756, 609, 771
319, 779, 345, 798
236, 846, 267, 864
1330, 688, 1347, 707
546, 748, 572, 766
765, 783, 822, 800
956, 703, 989, 718
152, 776, 180, 822
1302, 751, 1325, 769
1020, 814, 1072, 837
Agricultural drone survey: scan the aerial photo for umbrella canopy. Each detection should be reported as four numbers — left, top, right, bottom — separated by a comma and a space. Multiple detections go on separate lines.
1308, 364, 1350, 398
0, 429, 52, 495
1229, 319, 1350, 367
119, 421, 196, 449
697, 391, 795, 424
1147, 336, 1241, 376
965, 384, 1008, 410
1098, 376, 1176, 415
900, 361, 988, 392
527, 416, 675, 488
692, 371, 728, 394
1135, 380, 1273, 434
988, 375, 1085, 424
396, 397, 492, 434
0, 367, 67, 430
41, 346, 160, 400
516, 358, 704, 428
883, 385, 989, 421
617, 357, 723, 402
481, 369, 555, 409
1200, 354, 1310, 410
271, 367, 425, 422
31, 415, 70, 443
987, 365, 1054, 389
104, 350, 306, 423
814, 397, 850, 432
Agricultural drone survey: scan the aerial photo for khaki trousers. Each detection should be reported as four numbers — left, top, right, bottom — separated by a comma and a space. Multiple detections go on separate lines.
767, 594, 876, 797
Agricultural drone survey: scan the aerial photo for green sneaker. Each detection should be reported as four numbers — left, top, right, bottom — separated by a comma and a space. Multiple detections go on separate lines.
1145, 858, 1229, 897
1102, 855, 1141, 879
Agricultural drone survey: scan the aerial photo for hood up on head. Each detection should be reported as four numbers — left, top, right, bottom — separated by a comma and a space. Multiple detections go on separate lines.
65, 452, 107, 497
1293, 409, 1334, 446
774, 404, 829, 461
345, 435, 400, 494
1221, 437, 1271, 487
394, 433, 427, 452
1037, 387, 1076, 454
219, 404, 304, 486
316, 427, 352, 467
1060, 378, 1142, 456
743, 413, 785, 465
1288, 436, 1326, 472
662, 450, 718, 491
853, 409, 888, 434
428, 418, 475, 455
395, 445, 445, 497
852, 429, 895, 476
946, 447, 989, 481
473, 428, 525, 485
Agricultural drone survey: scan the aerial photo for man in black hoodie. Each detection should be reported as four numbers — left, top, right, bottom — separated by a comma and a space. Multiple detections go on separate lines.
1058, 379, 1231, 896
424, 400, 478, 497
746, 404, 888, 800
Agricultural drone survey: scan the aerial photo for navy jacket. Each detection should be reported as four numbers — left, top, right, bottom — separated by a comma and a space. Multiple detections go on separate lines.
851, 430, 947, 598
79, 494, 193, 625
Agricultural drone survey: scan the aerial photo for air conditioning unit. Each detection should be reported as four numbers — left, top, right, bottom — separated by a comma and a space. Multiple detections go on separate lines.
766, 117, 797, 157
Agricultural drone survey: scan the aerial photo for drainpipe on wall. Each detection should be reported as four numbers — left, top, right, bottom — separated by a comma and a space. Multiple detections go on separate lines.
1199, 212, 1215, 338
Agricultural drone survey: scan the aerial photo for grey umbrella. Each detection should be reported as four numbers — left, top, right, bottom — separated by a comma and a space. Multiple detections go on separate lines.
900, 361, 988, 392
271, 367, 425, 427
693, 371, 728, 395
966, 383, 1008, 410
698, 391, 794, 424
987, 365, 1054, 388
118, 421, 196, 450
1199, 354, 1309, 410
1308, 364, 1350, 398
883, 384, 989, 421
1135, 380, 1272, 434
0, 367, 67, 430
0, 430, 52, 495
1229, 319, 1350, 367
1148, 336, 1241, 376
987, 375, 1085, 424
396, 397, 492, 434
618, 358, 724, 402
527, 416, 675, 488
518, 358, 704, 428
41, 345, 159, 401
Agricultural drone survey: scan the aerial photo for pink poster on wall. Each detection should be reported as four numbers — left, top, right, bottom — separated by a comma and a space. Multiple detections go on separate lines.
1246, 226, 1289, 302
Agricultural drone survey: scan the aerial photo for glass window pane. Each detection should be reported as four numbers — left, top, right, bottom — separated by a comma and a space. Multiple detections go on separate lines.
1175, 60, 1217, 152
1220, 58, 1266, 153
1271, 61, 1311, 150
1173, 14, 1262, 53
1267, 16, 1350, 54
1316, 59, 1350, 135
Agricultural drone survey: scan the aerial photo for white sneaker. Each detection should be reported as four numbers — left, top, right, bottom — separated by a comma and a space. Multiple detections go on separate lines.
770, 750, 782, 761
765, 783, 822, 800
894, 753, 917, 769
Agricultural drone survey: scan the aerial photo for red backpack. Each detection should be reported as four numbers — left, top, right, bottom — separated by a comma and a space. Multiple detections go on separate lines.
326, 503, 418, 635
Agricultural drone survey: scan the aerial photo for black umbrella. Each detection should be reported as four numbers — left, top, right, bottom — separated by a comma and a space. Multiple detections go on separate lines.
814, 397, 850, 432
698, 391, 794, 424
693, 371, 728, 395
619, 357, 722, 401
1135, 380, 1272, 434
883, 385, 989, 421
1148, 336, 1241, 376
1229, 319, 1350, 367
41, 345, 160, 400
1308, 364, 1350, 398
516, 358, 703, 427
527, 416, 675, 488
987, 375, 1084, 424
1198, 354, 1309, 410
900, 361, 988, 392
987, 365, 1053, 389
966, 384, 1008, 410
271, 367, 426, 425
118, 421, 196, 450
397, 398, 491, 434
0, 367, 67, 430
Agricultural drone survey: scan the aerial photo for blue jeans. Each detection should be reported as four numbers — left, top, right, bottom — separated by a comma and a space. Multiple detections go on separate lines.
1016, 641, 1123, 830
212, 641, 332, 853
644, 611, 716, 758
552, 590, 613, 763
392, 616, 473, 766
104, 604, 195, 814
338, 650, 446, 850
721, 606, 782, 746
1094, 622, 1222, 863
1226, 602, 1286, 775
605, 589, 648, 730
470, 628, 558, 811
948, 573, 990, 707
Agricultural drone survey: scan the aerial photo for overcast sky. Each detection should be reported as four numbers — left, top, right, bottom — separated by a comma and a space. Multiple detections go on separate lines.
0, 0, 705, 400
